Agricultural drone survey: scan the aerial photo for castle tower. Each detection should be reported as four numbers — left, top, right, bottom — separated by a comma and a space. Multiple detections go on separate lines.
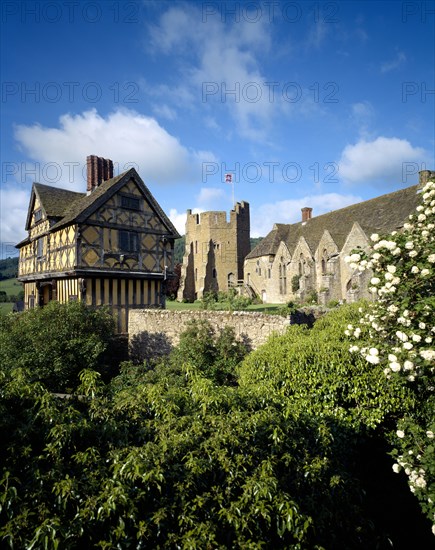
177, 202, 250, 301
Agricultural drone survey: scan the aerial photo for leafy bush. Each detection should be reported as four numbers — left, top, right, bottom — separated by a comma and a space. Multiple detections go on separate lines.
170, 319, 247, 385
0, 301, 115, 392
1, 303, 432, 548
345, 178, 435, 535
291, 274, 300, 293
200, 290, 218, 309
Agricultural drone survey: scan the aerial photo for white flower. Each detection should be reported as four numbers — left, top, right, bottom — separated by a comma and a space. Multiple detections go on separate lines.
396, 430, 405, 438
418, 214, 427, 222
419, 322, 426, 329
392, 247, 401, 256
349, 345, 359, 353
412, 334, 422, 343
388, 354, 398, 362
369, 347, 379, 356
421, 268, 430, 277
427, 431, 434, 439
403, 361, 414, 371
420, 349, 435, 361
371, 277, 381, 285
409, 250, 418, 258
403, 342, 413, 350
428, 254, 435, 263
387, 265, 397, 274
366, 355, 380, 364
411, 266, 420, 274
396, 331, 408, 342
392, 463, 400, 473
405, 241, 414, 249
371, 233, 379, 242
373, 253, 381, 260
415, 477, 426, 488
350, 253, 361, 262
390, 362, 401, 372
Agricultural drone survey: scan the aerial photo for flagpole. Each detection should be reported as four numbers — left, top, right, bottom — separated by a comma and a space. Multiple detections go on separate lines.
225, 173, 235, 207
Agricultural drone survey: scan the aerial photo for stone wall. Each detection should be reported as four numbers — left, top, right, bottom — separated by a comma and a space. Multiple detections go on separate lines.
128, 309, 292, 362
177, 202, 250, 302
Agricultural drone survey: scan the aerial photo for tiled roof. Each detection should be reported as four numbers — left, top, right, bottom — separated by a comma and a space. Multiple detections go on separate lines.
33, 183, 85, 219
246, 185, 421, 259
23, 169, 180, 239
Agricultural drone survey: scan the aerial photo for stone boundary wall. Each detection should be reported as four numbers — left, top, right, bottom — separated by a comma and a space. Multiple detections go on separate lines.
128, 310, 292, 362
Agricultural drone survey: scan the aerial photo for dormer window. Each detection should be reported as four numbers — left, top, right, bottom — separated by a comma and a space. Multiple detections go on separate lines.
34, 209, 43, 223
120, 195, 140, 211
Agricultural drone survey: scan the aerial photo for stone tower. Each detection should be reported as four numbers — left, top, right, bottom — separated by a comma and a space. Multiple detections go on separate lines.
177, 202, 250, 301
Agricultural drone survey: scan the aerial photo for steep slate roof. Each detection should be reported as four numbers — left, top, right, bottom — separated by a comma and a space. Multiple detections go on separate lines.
247, 185, 421, 260
50, 168, 179, 238
20, 169, 180, 242
25, 183, 85, 230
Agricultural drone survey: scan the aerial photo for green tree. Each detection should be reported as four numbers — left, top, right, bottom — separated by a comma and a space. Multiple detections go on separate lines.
0, 301, 115, 392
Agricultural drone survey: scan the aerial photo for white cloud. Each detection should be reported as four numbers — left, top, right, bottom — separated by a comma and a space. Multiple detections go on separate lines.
169, 207, 203, 235
338, 137, 427, 185
148, 5, 281, 141
252, 193, 362, 237
168, 188, 228, 234
381, 51, 406, 73
196, 187, 226, 209
0, 186, 29, 247
13, 108, 216, 191
152, 104, 178, 120
351, 101, 375, 138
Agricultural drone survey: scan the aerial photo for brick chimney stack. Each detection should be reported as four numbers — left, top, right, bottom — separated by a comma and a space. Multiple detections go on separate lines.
301, 207, 313, 222
86, 155, 114, 193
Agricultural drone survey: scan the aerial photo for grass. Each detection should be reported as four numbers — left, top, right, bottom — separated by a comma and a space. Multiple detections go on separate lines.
0, 278, 22, 295
165, 299, 282, 314
0, 278, 23, 316
165, 300, 203, 311
0, 303, 13, 315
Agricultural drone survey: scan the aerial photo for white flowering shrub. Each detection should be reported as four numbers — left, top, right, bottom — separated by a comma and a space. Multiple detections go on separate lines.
345, 180, 435, 534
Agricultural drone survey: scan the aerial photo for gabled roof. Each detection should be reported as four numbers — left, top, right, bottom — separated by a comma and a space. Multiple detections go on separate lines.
22, 168, 180, 239
25, 183, 85, 230
246, 184, 420, 260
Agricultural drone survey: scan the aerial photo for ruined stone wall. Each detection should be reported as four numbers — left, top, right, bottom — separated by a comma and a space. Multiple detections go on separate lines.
128, 309, 291, 361
177, 202, 250, 302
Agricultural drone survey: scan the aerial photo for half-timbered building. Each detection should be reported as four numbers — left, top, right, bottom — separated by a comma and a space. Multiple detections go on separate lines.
16, 155, 180, 332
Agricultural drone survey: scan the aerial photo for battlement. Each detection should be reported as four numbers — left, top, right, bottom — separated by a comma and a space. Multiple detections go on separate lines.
185, 202, 250, 230
178, 201, 251, 301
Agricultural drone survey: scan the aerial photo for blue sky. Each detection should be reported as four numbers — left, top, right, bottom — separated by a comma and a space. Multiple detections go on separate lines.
1, 0, 434, 257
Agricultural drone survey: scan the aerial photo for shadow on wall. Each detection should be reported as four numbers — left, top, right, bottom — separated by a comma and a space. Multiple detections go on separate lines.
129, 331, 173, 364
238, 332, 253, 353
290, 310, 316, 328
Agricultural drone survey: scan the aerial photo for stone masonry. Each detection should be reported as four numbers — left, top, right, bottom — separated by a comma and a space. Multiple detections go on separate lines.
177, 202, 250, 301
128, 309, 291, 361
